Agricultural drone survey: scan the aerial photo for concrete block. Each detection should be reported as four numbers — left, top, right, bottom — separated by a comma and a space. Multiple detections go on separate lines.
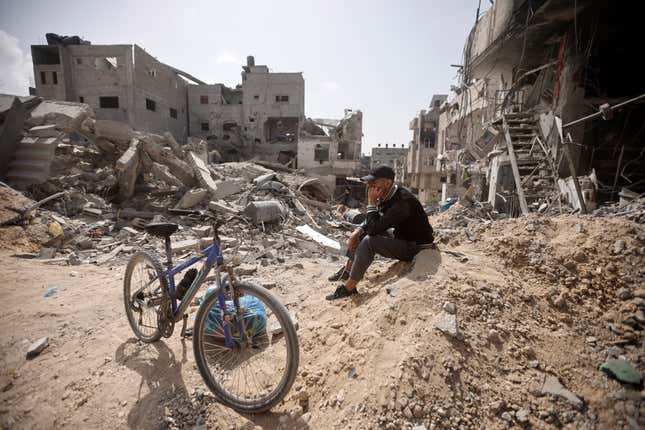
187, 151, 219, 196
26, 337, 49, 359
177, 188, 208, 209
163, 131, 183, 158
115, 138, 141, 199
150, 162, 183, 188
142, 138, 195, 187
213, 179, 245, 200
28, 100, 94, 130
95, 120, 134, 144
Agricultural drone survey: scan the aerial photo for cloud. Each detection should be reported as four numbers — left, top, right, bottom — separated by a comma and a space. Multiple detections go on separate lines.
0, 31, 33, 96
215, 51, 244, 65
321, 81, 340, 92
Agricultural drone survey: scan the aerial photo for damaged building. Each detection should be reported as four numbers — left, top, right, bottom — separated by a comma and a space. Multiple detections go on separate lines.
297, 110, 364, 197
425, 0, 645, 215
405, 94, 447, 204
30, 34, 304, 165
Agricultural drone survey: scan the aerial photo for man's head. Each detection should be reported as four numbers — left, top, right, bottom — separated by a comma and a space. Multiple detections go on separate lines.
362, 165, 395, 200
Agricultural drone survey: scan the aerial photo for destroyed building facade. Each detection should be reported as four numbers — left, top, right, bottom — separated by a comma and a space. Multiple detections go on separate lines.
30, 38, 305, 164
406, 94, 447, 204
418, 0, 644, 214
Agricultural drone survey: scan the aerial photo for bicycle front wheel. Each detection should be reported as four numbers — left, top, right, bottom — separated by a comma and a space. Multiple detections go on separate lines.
193, 281, 299, 413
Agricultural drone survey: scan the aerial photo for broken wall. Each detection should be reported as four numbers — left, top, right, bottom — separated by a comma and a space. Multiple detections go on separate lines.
132, 46, 188, 142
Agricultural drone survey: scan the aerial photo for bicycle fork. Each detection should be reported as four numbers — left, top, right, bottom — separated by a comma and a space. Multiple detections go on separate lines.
214, 265, 250, 349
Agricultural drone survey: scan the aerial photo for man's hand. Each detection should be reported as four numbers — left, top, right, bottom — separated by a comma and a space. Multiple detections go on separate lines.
367, 185, 381, 205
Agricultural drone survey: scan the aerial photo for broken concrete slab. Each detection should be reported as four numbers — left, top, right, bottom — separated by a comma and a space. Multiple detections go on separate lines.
541, 374, 583, 409
177, 188, 208, 209
295, 225, 341, 252
208, 200, 242, 215
213, 179, 245, 200
187, 151, 219, 196
142, 138, 195, 187
253, 172, 277, 187
28, 99, 94, 130
192, 225, 212, 238
115, 138, 141, 200
150, 162, 183, 188
171, 239, 199, 254
163, 131, 183, 158
26, 337, 49, 359
0, 96, 27, 177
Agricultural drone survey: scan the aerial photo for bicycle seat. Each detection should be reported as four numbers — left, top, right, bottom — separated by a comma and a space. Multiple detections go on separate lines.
144, 222, 179, 238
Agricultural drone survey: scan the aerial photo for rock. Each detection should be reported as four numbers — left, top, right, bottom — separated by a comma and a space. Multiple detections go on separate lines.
213, 179, 245, 200
26, 337, 49, 359
616, 288, 633, 300
403, 406, 413, 419
442, 302, 456, 314
501, 411, 513, 421
613, 239, 626, 254
489, 400, 505, 414
528, 360, 540, 369
412, 426, 427, 430
541, 374, 583, 409
434, 312, 459, 338
236, 264, 257, 276
177, 188, 208, 209
600, 359, 643, 386
516, 408, 530, 423
487, 329, 502, 344
606, 346, 625, 358
413, 404, 424, 418
192, 226, 212, 238
171, 239, 199, 254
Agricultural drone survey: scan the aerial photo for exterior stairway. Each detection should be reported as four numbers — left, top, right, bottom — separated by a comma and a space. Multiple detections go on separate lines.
502, 112, 558, 215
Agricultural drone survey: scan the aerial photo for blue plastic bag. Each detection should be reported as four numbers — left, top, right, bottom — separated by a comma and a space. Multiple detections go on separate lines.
202, 287, 267, 341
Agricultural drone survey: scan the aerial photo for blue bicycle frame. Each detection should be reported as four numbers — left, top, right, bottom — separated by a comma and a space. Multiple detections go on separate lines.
153, 239, 244, 348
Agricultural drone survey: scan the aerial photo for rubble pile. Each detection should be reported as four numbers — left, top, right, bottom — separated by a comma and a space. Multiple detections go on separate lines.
1, 100, 360, 266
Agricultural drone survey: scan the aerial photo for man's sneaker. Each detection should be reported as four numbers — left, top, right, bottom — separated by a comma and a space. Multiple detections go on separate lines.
328, 266, 350, 282
325, 285, 358, 301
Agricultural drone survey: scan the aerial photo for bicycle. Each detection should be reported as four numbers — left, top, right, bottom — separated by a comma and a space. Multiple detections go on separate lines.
122, 208, 299, 413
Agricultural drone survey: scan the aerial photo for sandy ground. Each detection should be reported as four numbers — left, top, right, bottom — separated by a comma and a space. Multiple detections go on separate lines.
1, 213, 644, 430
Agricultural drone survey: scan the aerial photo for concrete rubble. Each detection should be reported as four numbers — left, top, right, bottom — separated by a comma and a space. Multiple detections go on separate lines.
0, 98, 367, 268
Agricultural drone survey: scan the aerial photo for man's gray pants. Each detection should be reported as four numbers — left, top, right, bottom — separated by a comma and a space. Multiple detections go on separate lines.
348, 235, 420, 282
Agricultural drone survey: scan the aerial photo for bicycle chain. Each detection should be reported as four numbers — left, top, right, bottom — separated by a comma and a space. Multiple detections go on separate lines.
157, 286, 174, 338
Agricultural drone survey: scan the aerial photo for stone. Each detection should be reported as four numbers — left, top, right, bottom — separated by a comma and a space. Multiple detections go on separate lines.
192, 226, 212, 238
26, 337, 49, 359
177, 188, 208, 209
607, 346, 625, 358
442, 302, 456, 314
541, 374, 583, 409
501, 411, 513, 421
413, 404, 424, 418
412, 426, 427, 430
616, 288, 632, 300
613, 239, 626, 254
434, 312, 459, 338
516, 408, 530, 423
487, 329, 502, 344
38, 247, 57, 259
171, 239, 199, 254
236, 264, 257, 276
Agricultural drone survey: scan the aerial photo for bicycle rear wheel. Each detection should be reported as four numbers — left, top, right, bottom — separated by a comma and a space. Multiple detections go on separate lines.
123, 251, 167, 343
193, 281, 299, 413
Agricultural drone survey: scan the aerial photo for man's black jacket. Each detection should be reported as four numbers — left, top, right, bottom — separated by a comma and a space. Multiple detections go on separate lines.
359, 185, 434, 244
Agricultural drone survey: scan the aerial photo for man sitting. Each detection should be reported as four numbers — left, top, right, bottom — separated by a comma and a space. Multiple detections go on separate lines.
326, 165, 434, 300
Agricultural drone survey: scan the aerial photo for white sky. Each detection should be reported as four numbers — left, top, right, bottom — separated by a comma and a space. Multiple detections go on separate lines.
0, 0, 482, 154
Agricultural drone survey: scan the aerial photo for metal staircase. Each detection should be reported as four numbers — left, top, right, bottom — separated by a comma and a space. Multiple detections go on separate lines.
502, 112, 559, 215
